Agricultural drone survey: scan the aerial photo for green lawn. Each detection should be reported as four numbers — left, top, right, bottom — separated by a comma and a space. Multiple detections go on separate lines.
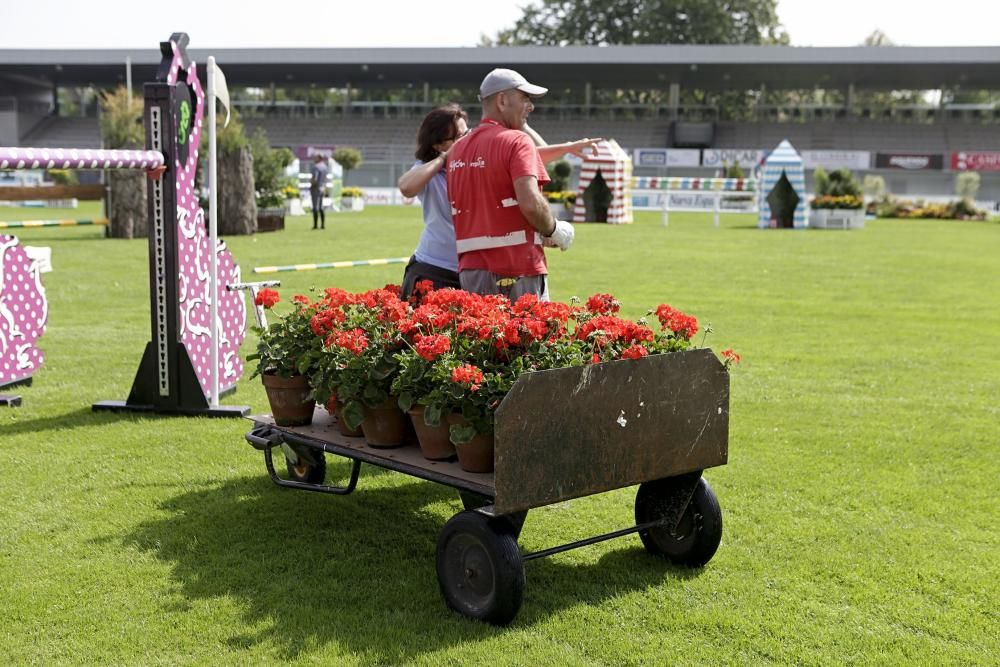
1, 202, 997, 665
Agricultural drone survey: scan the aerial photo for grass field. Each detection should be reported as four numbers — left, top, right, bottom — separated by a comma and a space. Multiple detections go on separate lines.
1, 201, 997, 665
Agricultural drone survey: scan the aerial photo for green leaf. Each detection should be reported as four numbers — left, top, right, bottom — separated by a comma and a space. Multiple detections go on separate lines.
424, 404, 442, 427
342, 400, 365, 431
449, 423, 477, 445
397, 392, 414, 412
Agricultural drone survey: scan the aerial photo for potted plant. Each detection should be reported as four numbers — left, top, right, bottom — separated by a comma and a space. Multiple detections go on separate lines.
282, 183, 304, 216
340, 186, 365, 212
393, 331, 456, 460
333, 147, 364, 211
314, 286, 408, 446
810, 167, 865, 229
544, 191, 577, 220
250, 128, 295, 232
247, 288, 325, 426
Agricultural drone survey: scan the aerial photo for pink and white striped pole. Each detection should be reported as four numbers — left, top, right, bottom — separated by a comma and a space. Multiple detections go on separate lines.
0, 147, 164, 171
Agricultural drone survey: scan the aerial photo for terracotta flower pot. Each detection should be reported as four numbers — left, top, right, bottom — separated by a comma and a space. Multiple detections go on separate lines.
361, 398, 407, 448
408, 405, 456, 461
262, 374, 314, 426
446, 413, 495, 473
335, 401, 363, 437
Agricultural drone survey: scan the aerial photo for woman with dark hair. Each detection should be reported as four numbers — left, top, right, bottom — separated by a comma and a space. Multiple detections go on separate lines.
397, 103, 470, 299
398, 103, 600, 300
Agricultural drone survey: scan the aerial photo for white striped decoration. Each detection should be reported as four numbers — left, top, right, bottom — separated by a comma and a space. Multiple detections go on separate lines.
757, 139, 809, 229
572, 139, 633, 224
0, 147, 164, 171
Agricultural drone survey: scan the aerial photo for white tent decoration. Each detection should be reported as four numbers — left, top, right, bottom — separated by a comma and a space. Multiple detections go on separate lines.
572, 139, 634, 224
757, 139, 808, 229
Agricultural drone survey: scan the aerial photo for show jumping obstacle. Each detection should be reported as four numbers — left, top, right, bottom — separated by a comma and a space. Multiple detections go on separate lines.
631, 176, 758, 227
0, 33, 250, 417
253, 257, 408, 274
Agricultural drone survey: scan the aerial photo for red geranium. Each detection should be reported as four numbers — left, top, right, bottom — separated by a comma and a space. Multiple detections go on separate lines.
328, 327, 369, 356
415, 333, 451, 361
621, 344, 649, 360
451, 364, 485, 391
586, 293, 621, 315
654, 304, 699, 340
255, 288, 280, 309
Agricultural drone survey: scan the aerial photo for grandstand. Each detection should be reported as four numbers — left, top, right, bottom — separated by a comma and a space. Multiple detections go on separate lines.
3, 44, 1000, 201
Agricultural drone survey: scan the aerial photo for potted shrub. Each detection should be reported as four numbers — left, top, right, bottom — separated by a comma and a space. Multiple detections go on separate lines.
333, 147, 364, 211
247, 288, 325, 426
250, 128, 295, 232
810, 167, 865, 229
544, 191, 577, 220
282, 183, 304, 216
340, 186, 365, 212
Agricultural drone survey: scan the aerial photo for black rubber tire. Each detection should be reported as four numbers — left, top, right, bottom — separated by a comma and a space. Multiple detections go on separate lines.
635, 477, 723, 567
284, 448, 327, 485
436, 511, 525, 626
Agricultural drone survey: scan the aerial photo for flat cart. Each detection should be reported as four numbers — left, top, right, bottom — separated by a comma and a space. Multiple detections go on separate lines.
244, 348, 730, 625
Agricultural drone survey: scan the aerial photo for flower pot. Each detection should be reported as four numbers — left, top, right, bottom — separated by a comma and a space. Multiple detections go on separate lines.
335, 401, 363, 437
262, 374, 313, 426
408, 405, 456, 461
341, 196, 365, 212
446, 413, 495, 473
361, 399, 407, 448
256, 207, 286, 233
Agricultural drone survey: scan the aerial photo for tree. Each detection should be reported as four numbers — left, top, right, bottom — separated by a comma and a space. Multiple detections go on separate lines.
209, 110, 257, 235
249, 128, 294, 209
487, 0, 787, 46
333, 147, 364, 182
99, 86, 146, 239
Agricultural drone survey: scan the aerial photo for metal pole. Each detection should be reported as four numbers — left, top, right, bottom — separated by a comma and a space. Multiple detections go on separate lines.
208, 56, 219, 407
126, 56, 132, 109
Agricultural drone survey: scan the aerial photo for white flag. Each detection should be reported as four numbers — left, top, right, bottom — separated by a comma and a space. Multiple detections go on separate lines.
211, 62, 231, 127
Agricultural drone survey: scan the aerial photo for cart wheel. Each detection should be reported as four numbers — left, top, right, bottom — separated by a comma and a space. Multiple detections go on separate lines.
285, 450, 327, 485
635, 477, 722, 567
436, 511, 524, 626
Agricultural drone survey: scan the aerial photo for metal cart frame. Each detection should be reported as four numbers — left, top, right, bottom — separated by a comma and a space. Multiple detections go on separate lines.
245, 348, 729, 625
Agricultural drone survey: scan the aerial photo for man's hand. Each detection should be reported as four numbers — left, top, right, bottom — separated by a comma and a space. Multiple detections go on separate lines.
544, 219, 575, 251
564, 138, 603, 158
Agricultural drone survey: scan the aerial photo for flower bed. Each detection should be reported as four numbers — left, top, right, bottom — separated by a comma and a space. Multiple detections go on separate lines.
249, 284, 740, 451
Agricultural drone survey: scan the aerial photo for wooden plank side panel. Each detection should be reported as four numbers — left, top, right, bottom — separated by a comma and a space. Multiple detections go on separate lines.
0, 185, 107, 200
493, 349, 729, 515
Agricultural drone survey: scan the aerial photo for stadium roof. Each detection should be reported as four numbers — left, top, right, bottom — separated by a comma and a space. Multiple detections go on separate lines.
2, 45, 1000, 91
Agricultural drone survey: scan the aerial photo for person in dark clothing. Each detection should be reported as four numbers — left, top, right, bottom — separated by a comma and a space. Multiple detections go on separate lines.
310, 154, 329, 229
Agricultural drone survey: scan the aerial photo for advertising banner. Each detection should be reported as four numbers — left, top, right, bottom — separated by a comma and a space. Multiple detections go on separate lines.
633, 148, 701, 168
801, 150, 870, 170
874, 153, 943, 170
701, 149, 764, 169
294, 144, 337, 160
950, 151, 1000, 172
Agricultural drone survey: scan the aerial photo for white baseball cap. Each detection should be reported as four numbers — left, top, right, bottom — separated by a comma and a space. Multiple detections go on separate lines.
479, 68, 548, 100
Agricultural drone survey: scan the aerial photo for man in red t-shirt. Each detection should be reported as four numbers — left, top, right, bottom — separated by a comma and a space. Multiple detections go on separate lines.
446, 68, 576, 301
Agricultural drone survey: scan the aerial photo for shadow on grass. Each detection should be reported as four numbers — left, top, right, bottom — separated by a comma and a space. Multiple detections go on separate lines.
119, 470, 703, 661
0, 407, 109, 437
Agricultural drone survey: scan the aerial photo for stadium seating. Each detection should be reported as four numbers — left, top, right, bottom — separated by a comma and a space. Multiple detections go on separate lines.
14, 112, 999, 157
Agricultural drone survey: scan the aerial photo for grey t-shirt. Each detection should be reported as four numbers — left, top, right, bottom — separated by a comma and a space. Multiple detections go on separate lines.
310, 162, 328, 193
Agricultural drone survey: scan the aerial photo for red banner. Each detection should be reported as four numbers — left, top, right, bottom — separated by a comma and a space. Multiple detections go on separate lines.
951, 151, 1000, 172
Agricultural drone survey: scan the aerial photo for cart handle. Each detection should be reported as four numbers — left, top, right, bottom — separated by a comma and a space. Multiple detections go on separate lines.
246, 425, 282, 450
